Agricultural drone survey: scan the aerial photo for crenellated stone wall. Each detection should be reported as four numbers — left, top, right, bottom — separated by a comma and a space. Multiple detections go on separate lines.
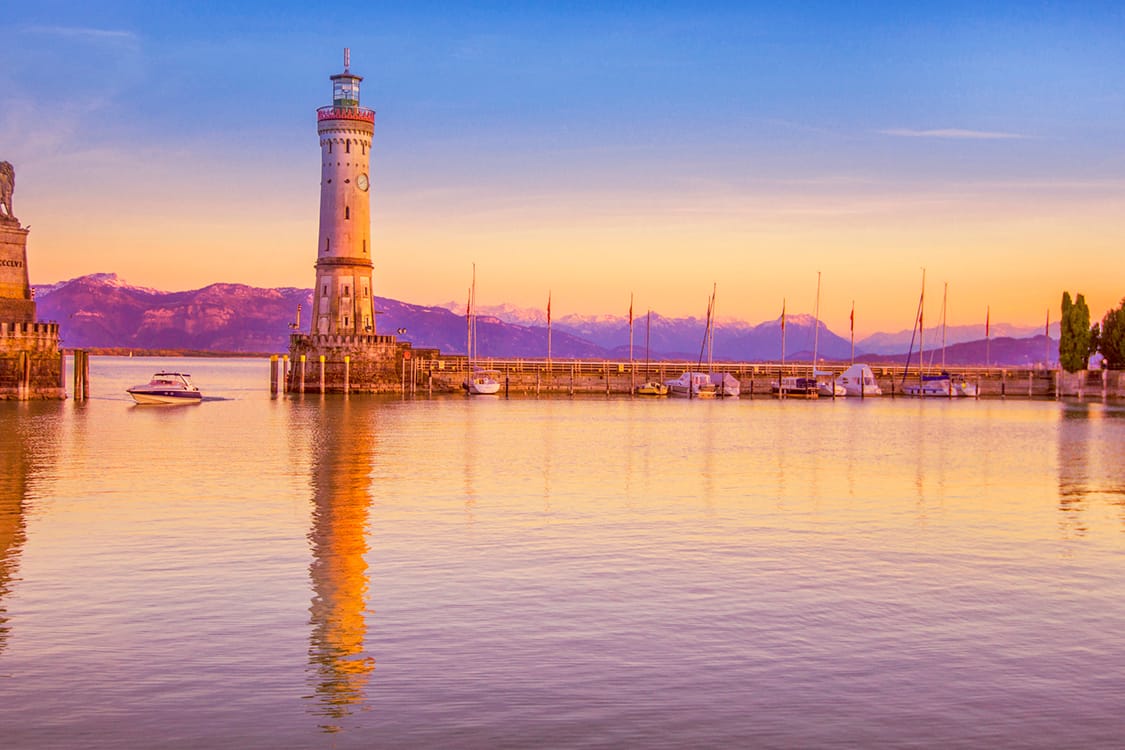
287, 332, 402, 393
0, 321, 64, 399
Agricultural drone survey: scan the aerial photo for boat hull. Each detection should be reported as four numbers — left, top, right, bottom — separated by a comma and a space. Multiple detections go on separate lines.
127, 389, 203, 405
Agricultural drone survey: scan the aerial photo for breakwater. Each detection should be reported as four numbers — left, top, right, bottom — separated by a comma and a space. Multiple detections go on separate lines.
273, 353, 1125, 400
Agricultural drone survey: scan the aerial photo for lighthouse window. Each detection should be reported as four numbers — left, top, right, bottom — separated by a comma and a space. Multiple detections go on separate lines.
325, 237, 330, 251
345, 206, 350, 219
362, 143, 366, 155
344, 285, 350, 296
328, 142, 332, 154
322, 284, 328, 295
344, 316, 349, 328
362, 240, 366, 254
346, 141, 350, 154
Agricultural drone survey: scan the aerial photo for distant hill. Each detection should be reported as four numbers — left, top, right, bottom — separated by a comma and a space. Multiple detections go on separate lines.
33, 274, 1054, 365
858, 335, 1057, 368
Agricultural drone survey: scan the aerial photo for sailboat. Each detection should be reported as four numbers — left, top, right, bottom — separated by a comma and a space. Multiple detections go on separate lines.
902, 278, 976, 398
635, 310, 668, 396
705, 287, 740, 398
665, 285, 719, 399
462, 264, 501, 396
810, 271, 845, 398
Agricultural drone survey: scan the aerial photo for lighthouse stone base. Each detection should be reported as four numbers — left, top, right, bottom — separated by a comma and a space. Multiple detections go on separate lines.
287, 332, 403, 393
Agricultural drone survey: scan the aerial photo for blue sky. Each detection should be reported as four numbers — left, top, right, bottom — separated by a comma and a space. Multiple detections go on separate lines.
3, 2, 1124, 333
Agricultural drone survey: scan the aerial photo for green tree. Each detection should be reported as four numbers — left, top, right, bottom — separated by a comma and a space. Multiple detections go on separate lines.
1059, 291, 1093, 372
1099, 298, 1125, 369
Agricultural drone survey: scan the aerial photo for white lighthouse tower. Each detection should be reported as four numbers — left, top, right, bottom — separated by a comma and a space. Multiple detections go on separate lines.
288, 50, 401, 393
311, 48, 376, 336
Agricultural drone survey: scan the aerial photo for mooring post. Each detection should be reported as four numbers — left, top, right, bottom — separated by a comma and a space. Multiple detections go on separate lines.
299, 354, 307, 394
344, 355, 351, 394
82, 351, 90, 400
319, 355, 326, 394
282, 355, 290, 393
270, 355, 279, 395
58, 350, 67, 392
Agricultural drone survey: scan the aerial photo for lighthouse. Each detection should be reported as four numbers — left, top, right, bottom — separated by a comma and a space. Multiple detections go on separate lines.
311, 48, 376, 336
288, 50, 401, 393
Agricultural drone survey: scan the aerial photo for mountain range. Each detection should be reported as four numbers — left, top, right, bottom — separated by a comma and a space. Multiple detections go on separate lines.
32, 274, 1057, 365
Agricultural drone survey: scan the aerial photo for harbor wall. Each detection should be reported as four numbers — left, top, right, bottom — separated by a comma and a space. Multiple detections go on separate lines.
0, 321, 65, 399
314, 356, 1125, 400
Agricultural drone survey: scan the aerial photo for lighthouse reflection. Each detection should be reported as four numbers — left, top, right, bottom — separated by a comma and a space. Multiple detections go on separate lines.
304, 398, 376, 732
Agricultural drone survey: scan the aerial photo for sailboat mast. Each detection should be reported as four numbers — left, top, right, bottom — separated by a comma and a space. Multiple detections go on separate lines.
708, 283, 716, 373
470, 263, 477, 364
812, 271, 821, 378
919, 268, 926, 386
941, 282, 948, 371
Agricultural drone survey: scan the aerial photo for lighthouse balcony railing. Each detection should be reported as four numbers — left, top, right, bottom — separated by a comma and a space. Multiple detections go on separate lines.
317, 105, 375, 123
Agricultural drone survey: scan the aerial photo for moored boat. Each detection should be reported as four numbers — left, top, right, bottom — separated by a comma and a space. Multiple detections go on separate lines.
665, 371, 718, 398
709, 371, 741, 398
635, 380, 669, 396
834, 363, 883, 396
813, 369, 846, 398
902, 371, 977, 398
127, 372, 203, 405
463, 368, 501, 395
771, 376, 819, 399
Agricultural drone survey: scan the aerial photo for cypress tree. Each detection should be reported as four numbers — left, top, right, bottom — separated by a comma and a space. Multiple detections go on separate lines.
1059, 291, 1092, 372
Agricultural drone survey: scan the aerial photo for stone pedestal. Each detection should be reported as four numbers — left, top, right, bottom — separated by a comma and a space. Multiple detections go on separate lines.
287, 332, 403, 393
0, 222, 34, 323
0, 221, 64, 399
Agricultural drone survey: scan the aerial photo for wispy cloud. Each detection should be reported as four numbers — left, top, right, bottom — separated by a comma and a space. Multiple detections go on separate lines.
22, 25, 138, 46
879, 128, 1030, 140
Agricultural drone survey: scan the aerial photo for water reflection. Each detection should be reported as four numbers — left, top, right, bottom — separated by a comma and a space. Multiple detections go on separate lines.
303, 398, 376, 732
1057, 404, 1092, 539
0, 403, 60, 655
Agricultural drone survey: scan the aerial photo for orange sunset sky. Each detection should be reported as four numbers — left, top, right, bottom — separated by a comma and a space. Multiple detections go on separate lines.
3, 2, 1123, 336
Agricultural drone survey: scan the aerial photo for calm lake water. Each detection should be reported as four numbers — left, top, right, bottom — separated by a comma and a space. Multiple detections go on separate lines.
1, 356, 1123, 748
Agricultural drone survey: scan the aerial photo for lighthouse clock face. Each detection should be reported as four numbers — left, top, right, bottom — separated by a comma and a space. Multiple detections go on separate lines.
356, 173, 369, 192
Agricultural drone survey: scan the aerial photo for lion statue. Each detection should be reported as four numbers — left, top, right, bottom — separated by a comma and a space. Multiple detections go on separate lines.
0, 161, 15, 223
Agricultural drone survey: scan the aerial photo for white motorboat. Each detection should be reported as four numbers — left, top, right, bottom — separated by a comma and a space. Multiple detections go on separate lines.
127, 372, 203, 404
834, 364, 883, 396
665, 371, 718, 398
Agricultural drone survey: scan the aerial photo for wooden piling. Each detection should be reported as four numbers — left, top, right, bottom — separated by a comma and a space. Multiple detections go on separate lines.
270, 355, 279, 394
